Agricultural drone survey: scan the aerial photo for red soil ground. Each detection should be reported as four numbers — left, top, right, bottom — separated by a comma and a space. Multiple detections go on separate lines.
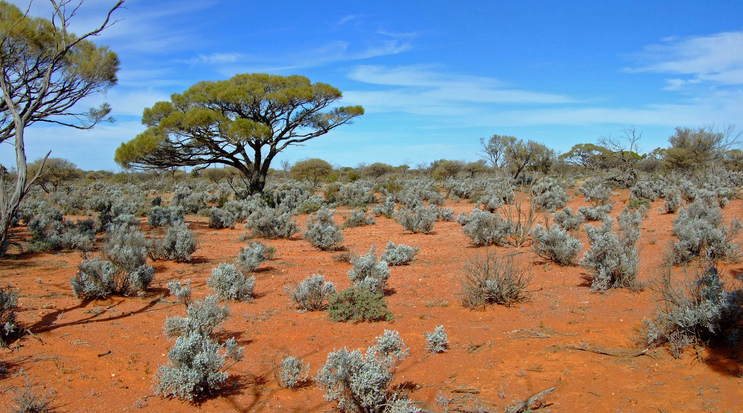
1, 189, 741, 412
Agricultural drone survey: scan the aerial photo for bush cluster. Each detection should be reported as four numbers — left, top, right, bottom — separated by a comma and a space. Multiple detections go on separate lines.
348, 248, 390, 293
553, 207, 584, 231
671, 199, 740, 264
246, 206, 299, 239
393, 205, 436, 234
327, 286, 392, 322
288, 274, 336, 311
461, 209, 511, 246
343, 209, 375, 228
208, 207, 237, 229
236, 241, 274, 272
532, 225, 582, 265
150, 222, 197, 262
580, 210, 641, 291
207, 263, 255, 302
425, 325, 448, 353
461, 253, 529, 308
381, 242, 419, 266
304, 208, 343, 250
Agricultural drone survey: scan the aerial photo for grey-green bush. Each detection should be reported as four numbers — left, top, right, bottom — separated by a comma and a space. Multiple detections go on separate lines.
531, 178, 568, 212
305, 208, 343, 250
671, 199, 740, 264
462, 209, 511, 246
372, 196, 396, 218
207, 263, 255, 302
236, 241, 274, 272
0, 287, 19, 346
208, 207, 236, 229
71, 257, 154, 300
532, 225, 582, 265
148, 206, 184, 227
151, 222, 197, 262
393, 205, 436, 234
278, 356, 310, 389
580, 179, 612, 205
245, 207, 299, 239
425, 325, 448, 353
168, 279, 192, 305
663, 189, 683, 214
348, 248, 390, 293
581, 214, 640, 291
461, 253, 529, 308
381, 242, 419, 266
288, 274, 336, 311
553, 207, 584, 231
344, 209, 375, 228
578, 203, 613, 222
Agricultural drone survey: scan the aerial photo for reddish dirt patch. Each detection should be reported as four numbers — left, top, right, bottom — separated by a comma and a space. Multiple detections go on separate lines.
1, 190, 742, 412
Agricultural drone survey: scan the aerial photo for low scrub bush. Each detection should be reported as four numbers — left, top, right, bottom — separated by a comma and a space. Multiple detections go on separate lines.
461, 209, 511, 246
246, 207, 299, 239
393, 205, 436, 234
532, 225, 582, 265
479, 182, 514, 211
372, 196, 396, 218
278, 356, 310, 389
207, 263, 255, 302
578, 203, 613, 222
27, 205, 94, 252
337, 181, 377, 207
425, 325, 448, 353
150, 222, 197, 262
580, 211, 640, 291
71, 257, 154, 300
580, 179, 612, 205
348, 248, 390, 293
381, 242, 419, 266
461, 253, 529, 308
531, 178, 568, 212
663, 189, 682, 214
554, 207, 584, 231
305, 208, 343, 250
327, 286, 392, 322
671, 200, 740, 264
344, 210, 375, 228
156, 295, 243, 401
0, 287, 19, 346
316, 330, 416, 413
236, 241, 274, 272
168, 279, 192, 305
208, 207, 237, 229
148, 206, 183, 227
631, 180, 663, 201
288, 274, 336, 311
644, 266, 742, 358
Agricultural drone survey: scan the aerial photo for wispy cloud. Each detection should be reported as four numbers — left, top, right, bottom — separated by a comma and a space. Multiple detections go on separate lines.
629, 31, 743, 88
337, 14, 362, 26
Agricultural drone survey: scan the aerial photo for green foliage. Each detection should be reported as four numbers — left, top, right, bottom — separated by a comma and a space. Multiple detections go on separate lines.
327, 286, 392, 322
663, 127, 734, 171
290, 158, 333, 186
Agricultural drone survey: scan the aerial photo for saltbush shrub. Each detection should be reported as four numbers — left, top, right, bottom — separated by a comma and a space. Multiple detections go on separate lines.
288, 274, 336, 311
381, 242, 419, 266
461, 209, 511, 246
348, 248, 390, 293
156, 295, 243, 401
531, 178, 568, 212
278, 356, 310, 389
580, 179, 611, 205
580, 212, 640, 291
208, 207, 237, 229
151, 222, 197, 262
644, 266, 742, 357
393, 205, 436, 234
372, 196, 396, 218
207, 263, 255, 302
71, 257, 154, 300
236, 241, 274, 272
316, 330, 416, 413
327, 286, 392, 322
532, 225, 582, 265
553, 207, 584, 231
343, 209, 375, 228
246, 206, 299, 239
304, 208, 343, 251
168, 279, 192, 305
671, 199, 740, 264
578, 203, 613, 222
664, 189, 683, 214
461, 253, 529, 308
0, 287, 19, 346
27, 204, 94, 252
425, 325, 448, 353
148, 206, 183, 227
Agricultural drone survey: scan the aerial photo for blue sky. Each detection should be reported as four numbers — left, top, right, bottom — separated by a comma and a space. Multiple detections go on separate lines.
6, 0, 743, 170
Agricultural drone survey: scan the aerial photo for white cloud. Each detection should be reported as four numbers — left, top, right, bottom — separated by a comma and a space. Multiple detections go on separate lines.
630, 31, 743, 86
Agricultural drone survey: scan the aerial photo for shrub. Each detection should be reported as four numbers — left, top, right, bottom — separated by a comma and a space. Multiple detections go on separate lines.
156, 295, 243, 401
337, 181, 377, 207
532, 225, 582, 265
344, 209, 375, 228
664, 189, 683, 214
12, 382, 52, 413
148, 206, 183, 227
316, 330, 415, 413
578, 203, 613, 222
151, 222, 197, 262
381, 242, 419, 266
278, 356, 310, 389
671, 199, 740, 264
461, 209, 511, 246
71, 257, 154, 300
288, 274, 336, 311
393, 205, 436, 234
207, 263, 255, 302
531, 178, 568, 212
246, 207, 299, 239
432, 206, 455, 222
554, 207, 584, 231
479, 183, 514, 211
168, 279, 192, 305
372, 196, 395, 218
581, 215, 640, 291
631, 180, 662, 201
103, 224, 150, 273
580, 179, 611, 205
348, 248, 390, 293
304, 208, 343, 251
27, 205, 94, 252
425, 325, 448, 353
644, 266, 742, 358
208, 207, 236, 229
236, 241, 274, 272
461, 253, 529, 308
327, 286, 392, 322
0, 287, 19, 346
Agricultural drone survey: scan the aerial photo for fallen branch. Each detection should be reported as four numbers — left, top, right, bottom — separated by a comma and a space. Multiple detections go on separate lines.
505, 387, 556, 413
557, 343, 652, 358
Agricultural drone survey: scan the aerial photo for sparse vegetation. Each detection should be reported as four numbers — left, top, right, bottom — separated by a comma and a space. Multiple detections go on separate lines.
462, 253, 530, 308
207, 263, 255, 302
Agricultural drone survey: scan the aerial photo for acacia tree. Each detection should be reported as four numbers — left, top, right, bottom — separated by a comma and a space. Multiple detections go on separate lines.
0, 0, 122, 254
115, 74, 364, 194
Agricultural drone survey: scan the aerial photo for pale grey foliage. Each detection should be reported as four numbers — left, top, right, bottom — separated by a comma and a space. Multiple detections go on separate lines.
553, 207, 584, 231
348, 248, 390, 293
345, 210, 375, 228
581, 214, 640, 291
246, 206, 299, 239
664, 189, 683, 214
288, 274, 336, 311
532, 225, 582, 265
208, 207, 237, 229
168, 279, 192, 305
338, 181, 378, 207
71, 257, 154, 300
461, 209, 511, 246
580, 179, 612, 204
425, 325, 448, 353
152, 222, 197, 262
393, 205, 436, 234
531, 178, 568, 212
372, 197, 396, 218
278, 356, 310, 389
578, 203, 613, 222
305, 207, 344, 250
148, 206, 184, 227
671, 199, 740, 264
0, 287, 19, 346
381, 242, 419, 266
236, 241, 274, 272
207, 263, 255, 302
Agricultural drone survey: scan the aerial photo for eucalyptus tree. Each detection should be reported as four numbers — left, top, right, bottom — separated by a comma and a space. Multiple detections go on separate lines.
115, 74, 364, 194
0, 0, 122, 254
